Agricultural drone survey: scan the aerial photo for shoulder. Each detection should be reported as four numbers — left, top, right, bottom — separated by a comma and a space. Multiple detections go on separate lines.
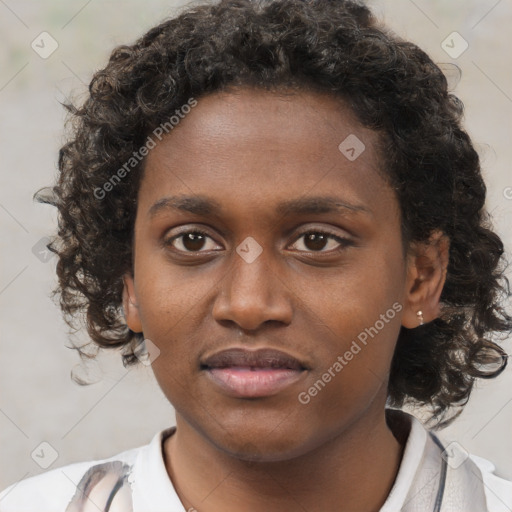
386, 410, 512, 512
470, 454, 512, 512
0, 443, 144, 512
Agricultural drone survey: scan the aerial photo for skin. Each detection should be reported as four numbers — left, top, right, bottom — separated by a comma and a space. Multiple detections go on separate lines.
123, 87, 449, 511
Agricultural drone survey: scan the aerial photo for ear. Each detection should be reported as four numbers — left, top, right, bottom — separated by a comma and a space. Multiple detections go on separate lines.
122, 273, 143, 333
401, 230, 450, 328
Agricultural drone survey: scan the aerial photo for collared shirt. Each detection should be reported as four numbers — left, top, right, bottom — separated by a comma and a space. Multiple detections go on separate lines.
0, 410, 510, 511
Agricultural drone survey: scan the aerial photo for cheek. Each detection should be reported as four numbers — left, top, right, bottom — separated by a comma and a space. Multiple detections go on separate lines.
134, 252, 210, 334
294, 249, 404, 408
297, 315, 401, 437
297, 247, 404, 347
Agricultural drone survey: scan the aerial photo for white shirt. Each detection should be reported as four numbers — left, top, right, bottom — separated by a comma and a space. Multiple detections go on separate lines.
1, 411, 510, 511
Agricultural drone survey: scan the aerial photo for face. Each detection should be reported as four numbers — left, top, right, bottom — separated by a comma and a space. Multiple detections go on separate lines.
123, 87, 415, 461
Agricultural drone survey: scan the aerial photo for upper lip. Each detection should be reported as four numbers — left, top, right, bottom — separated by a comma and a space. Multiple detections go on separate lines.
201, 348, 308, 371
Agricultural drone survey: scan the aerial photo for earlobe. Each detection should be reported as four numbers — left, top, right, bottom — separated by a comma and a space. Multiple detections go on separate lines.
122, 273, 143, 333
401, 230, 450, 328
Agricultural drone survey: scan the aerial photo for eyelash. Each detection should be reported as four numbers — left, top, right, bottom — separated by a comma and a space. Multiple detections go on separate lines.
164, 227, 352, 255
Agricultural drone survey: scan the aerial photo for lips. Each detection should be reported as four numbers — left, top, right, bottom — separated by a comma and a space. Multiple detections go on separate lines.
201, 348, 306, 371
201, 348, 309, 398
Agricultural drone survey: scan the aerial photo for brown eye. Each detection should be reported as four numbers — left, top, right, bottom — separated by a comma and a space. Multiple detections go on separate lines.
165, 230, 220, 253
303, 233, 329, 251
290, 230, 351, 253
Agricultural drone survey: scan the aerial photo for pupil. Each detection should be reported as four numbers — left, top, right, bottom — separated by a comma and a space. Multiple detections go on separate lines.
184, 232, 205, 251
305, 233, 327, 251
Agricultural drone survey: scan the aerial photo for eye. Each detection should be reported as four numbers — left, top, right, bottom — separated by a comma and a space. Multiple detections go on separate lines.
164, 229, 221, 253
289, 229, 352, 253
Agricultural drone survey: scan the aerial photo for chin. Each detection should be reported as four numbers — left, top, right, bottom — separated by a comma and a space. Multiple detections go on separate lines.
205, 421, 318, 463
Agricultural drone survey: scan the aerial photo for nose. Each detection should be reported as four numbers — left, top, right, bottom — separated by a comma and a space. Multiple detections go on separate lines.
212, 246, 293, 332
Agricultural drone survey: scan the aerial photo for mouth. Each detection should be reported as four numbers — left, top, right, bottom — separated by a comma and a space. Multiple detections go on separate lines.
200, 348, 309, 398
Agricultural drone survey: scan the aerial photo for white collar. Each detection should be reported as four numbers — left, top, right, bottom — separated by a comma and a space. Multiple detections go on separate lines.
379, 409, 430, 511
128, 410, 490, 512
128, 410, 430, 512
130, 425, 183, 511
381, 409, 489, 512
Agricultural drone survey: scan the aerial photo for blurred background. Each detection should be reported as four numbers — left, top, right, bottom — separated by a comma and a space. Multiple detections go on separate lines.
1, 0, 511, 491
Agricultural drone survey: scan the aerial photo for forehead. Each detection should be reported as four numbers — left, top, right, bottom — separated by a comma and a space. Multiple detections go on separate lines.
138, 88, 397, 224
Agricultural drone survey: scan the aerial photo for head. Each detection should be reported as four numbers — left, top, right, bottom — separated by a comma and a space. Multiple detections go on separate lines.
37, 0, 511, 456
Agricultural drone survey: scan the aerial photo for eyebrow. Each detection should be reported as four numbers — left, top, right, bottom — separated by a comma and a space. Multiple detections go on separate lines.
147, 194, 372, 219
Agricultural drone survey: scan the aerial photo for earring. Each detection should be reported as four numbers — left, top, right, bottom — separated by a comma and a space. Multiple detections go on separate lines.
416, 310, 424, 326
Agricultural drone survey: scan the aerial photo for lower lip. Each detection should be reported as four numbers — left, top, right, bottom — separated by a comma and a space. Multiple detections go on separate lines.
205, 367, 305, 398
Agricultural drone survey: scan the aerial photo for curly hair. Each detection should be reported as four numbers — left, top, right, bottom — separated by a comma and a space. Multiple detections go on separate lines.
35, 0, 511, 428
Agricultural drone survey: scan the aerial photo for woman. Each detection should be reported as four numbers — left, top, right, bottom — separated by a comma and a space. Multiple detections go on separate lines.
1, 0, 511, 510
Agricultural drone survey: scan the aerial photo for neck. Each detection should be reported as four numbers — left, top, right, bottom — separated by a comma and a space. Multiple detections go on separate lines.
163, 407, 407, 512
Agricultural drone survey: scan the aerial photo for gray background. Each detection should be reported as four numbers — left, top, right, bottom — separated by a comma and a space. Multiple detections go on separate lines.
1, 0, 511, 491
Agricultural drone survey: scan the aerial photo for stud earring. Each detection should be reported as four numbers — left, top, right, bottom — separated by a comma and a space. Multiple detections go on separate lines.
416, 310, 424, 326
